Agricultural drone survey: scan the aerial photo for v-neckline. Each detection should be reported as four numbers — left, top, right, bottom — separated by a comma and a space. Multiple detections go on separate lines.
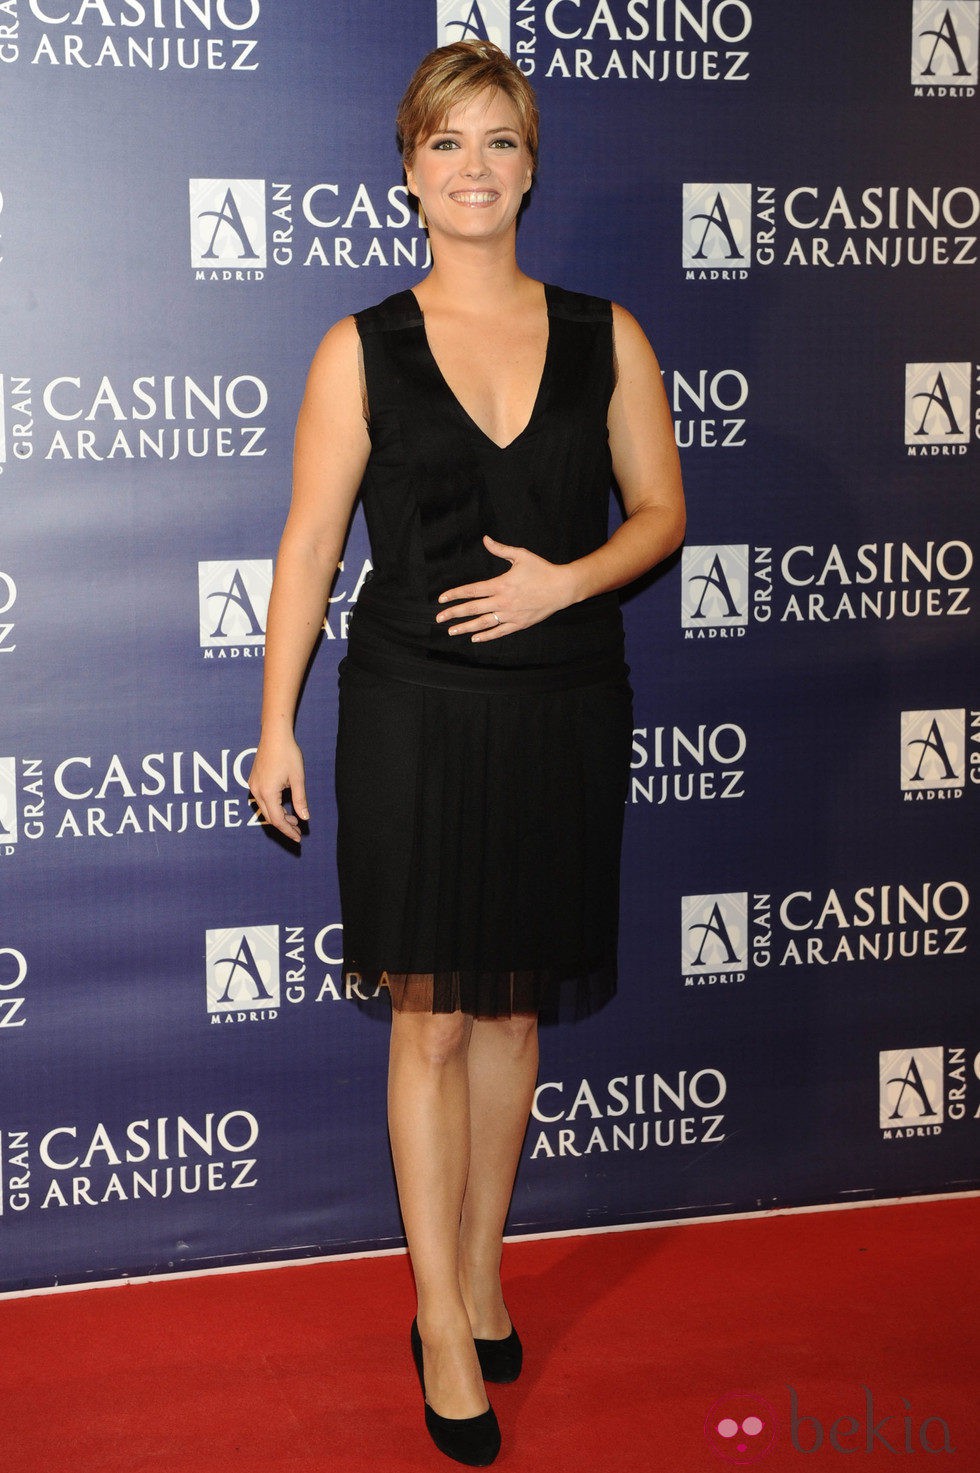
408, 283, 553, 453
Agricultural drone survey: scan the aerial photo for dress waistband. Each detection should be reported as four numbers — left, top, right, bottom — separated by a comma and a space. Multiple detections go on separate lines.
343, 581, 627, 693
354, 578, 621, 628
342, 641, 628, 693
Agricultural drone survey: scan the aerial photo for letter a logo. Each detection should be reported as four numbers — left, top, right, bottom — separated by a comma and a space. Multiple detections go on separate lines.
682, 894, 748, 977
879, 1047, 943, 1127
913, 372, 964, 436
683, 184, 752, 268
905, 363, 970, 445
206, 926, 281, 1014
681, 546, 750, 627
199, 560, 273, 647
437, 0, 510, 51
447, 2, 490, 39
214, 935, 274, 1004
901, 709, 965, 790
206, 568, 266, 640
189, 180, 268, 270
689, 904, 740, 967
200, 188, 259, 261
912, 1, 979, 84
689, 556, 740, 619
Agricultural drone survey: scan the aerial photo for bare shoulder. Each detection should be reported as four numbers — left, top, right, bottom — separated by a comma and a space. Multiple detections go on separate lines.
299, 317, 366, 434
611, 302, 661, 372
306, 315, 360, 385
293, 315, 370, 502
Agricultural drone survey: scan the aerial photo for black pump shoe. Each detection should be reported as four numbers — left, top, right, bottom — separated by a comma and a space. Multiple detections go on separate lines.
410, 1319, 501, 1467
474, 1324, 523, 1384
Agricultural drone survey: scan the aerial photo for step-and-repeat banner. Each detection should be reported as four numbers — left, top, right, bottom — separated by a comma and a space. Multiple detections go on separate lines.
1, 2, 977, 1292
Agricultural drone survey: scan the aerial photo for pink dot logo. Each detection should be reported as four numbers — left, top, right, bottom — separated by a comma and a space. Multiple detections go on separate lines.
704, 1392, 777, 1464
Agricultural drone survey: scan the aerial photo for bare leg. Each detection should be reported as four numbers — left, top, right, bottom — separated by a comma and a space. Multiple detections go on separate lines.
459, 1014, 539, 1339
387, 1007, 489, 1419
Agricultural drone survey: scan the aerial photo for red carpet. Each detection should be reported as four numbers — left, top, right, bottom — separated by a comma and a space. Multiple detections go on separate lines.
3, 1196, 976, 1472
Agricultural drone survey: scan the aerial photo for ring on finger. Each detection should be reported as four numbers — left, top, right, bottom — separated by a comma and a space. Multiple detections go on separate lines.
491, 611, 500, 625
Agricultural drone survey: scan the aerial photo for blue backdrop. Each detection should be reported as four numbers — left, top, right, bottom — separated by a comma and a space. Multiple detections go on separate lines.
1, 0, 978, 1292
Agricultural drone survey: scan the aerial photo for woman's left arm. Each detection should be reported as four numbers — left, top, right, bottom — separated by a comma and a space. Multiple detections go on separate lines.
565, 302, 686, 602
437, 304, 685, 640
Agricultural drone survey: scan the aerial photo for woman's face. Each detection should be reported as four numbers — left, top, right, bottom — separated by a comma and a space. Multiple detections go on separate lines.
405, 87, 533, 242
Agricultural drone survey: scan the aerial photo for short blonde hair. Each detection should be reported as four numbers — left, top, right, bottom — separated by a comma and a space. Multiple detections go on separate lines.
396, 40, 539, 175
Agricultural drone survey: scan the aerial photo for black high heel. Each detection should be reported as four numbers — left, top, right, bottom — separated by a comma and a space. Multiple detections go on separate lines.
410, 1319, 501, 1467
473, 1323, 522, 1384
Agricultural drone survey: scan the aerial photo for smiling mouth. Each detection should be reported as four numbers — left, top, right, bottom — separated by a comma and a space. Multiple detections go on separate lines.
448, 191, 500, 206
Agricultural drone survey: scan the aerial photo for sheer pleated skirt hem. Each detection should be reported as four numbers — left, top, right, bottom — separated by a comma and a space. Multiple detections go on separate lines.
335, 653, 632, 1025
342, 962, 618, 1023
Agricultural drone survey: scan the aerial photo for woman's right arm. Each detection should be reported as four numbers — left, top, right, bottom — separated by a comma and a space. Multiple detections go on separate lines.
248, 316, 371, 842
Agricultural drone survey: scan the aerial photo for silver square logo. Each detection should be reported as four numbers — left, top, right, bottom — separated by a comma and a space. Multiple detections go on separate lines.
912, 1, 979, 85
198, 561, 272, 647
682, 894, 748, 975
683, 184, 752, 269
879, 1047, 943, 1127
905, 363, 971, 444
681, 546, 749, 627
189, 179, 267, 270
206, 926, 280, 1014
901, 710, 966, 789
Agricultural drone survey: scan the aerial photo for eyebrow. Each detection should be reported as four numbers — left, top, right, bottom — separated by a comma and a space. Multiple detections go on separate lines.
432, 126, 520, 135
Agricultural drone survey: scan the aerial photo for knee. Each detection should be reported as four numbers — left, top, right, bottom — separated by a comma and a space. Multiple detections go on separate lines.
485, 1013, 538, 1054
394, 1012, 470, 1068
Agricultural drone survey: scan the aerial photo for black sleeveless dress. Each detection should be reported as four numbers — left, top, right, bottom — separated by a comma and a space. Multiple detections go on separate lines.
336, 283, 633, 1021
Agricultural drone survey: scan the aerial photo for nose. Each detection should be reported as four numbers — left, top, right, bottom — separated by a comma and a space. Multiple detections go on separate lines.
459, 145, 490, 179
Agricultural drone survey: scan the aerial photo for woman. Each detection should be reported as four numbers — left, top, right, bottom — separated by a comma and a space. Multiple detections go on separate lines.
249, 40, 684, 1468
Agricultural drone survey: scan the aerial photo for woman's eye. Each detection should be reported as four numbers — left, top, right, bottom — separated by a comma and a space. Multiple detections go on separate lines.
428, 137, 518, 150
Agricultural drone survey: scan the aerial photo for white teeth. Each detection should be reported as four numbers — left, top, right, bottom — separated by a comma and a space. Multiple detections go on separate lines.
450, 192, 498, 204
